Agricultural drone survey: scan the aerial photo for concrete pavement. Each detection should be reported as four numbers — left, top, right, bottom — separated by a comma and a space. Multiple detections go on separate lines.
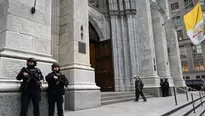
64, 92, 201, 116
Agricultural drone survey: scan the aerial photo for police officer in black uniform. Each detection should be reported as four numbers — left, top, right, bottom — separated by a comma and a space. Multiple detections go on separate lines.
160, 79, 165, 97
46, 63, 68, 116
164, 78, 170, 97
16, 58, 44, 116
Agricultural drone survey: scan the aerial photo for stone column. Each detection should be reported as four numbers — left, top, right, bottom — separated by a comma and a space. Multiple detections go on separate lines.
131, 9, 140, 91
160, 0, 186, 87
151, 2, 174, 87
166, 22, 186, 87
120, 14, 131, 91
132, 13, 140, 78
110, 14, 121, 91
115, 12, 125, 91
0, 0, 55, 115
59, 0, 100, 110
135, 0, 160, 96
125, 2, 138, 90
186, 45, 195, 72
202, 42, 205, 67
51, 0, 60, 61
119, 0, 131, 91
108, 0, 126, 91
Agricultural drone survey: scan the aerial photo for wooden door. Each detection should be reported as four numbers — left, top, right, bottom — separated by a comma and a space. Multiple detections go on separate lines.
95, 40, 114, 91
90, 43, 96, 69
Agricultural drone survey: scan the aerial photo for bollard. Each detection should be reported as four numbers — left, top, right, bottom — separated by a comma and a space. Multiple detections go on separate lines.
173, 87, 177, 105
204, 91, 205, 97
186, 90, 189, 101
199, 91, 203, 107
191, 93, 195, 113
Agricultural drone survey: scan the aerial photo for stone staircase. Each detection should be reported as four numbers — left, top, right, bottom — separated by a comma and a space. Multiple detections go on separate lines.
101, 91, 155, 105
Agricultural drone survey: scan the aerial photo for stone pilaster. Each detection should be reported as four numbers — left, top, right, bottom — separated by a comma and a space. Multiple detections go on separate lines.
59, 0, 100, 110
151, 2, 174, 87
108, 0, 125, 91
110, 15, 121, 91
115, 16, 126, 91
202, 42, 205, 67
120, 14, 131, 91
130, 10, 139, 91
186, 45, 195, 72
51, 0, 60, 61
125, 4, 137, 91
135, 0, 160, 96
132, 13, 140, 78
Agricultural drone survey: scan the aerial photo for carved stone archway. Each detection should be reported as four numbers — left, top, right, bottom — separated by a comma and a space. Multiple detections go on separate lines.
89, 16, 104, 41
88, 0, 99, 9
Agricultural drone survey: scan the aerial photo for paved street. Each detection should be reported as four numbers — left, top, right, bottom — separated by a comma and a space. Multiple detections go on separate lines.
64, 93, 198, 116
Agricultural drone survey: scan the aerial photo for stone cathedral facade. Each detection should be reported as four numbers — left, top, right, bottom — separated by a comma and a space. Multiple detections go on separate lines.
0, 0, 186, 114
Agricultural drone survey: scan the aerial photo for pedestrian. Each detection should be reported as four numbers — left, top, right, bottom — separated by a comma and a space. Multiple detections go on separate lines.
16, 58, 44, 116
164, 78, 170, 97
133, 75, 147, 102
160, 79, 165, 97
46, 63, 69, 116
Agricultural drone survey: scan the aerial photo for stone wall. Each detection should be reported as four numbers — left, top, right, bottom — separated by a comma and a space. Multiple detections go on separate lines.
0, 81, 50, 116
0, 0, 55, 79
0, 0, 56, 115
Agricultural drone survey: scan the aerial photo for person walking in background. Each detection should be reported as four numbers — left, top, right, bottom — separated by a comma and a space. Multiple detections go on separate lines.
160, 79, 165, 97
133, 75, 147, 102
164, 79, 170, 97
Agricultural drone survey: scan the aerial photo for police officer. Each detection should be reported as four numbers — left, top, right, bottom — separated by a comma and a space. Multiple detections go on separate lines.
46, 63, 68, 116
133, 75, 147, 102
16, 58, 44, 116
164, 78, 170, 97
160, 79, 165, 97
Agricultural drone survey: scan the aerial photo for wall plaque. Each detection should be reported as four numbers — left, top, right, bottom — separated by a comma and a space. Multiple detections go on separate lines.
78, 42, 86, 54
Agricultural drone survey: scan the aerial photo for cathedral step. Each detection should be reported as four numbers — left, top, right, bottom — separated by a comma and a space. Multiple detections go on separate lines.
101, 92, 155, 105
101, 92, 135, 97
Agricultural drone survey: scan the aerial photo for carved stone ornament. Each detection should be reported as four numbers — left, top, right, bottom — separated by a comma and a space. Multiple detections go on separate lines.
88, 0, 99, 9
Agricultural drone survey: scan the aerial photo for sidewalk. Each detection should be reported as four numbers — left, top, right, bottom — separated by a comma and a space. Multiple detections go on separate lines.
64, 93, 198, 116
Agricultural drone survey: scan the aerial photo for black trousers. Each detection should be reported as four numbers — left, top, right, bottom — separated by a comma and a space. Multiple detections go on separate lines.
135, 90, 147, 101
164, 88, 169, 96
20, 91, 41, 116
48, 93, 64, 116
161, 88, 165, 97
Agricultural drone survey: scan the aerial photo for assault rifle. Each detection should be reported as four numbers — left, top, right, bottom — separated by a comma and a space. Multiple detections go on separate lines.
22, 67, 44, 90
53, 71, 68, 89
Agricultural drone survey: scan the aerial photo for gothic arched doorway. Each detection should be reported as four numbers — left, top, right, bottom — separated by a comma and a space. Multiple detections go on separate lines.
89, 22, 114, 91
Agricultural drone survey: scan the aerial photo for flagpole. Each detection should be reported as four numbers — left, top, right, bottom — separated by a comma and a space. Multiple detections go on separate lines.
162, 0, 198, 26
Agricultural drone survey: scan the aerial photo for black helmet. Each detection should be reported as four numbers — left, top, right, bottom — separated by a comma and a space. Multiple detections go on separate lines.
27, 57, 37, 66
52, 63, 60, 70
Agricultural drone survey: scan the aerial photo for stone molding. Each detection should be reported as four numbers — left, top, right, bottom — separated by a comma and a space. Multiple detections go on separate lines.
0, 80, 48, 92
0, 47, 56, 63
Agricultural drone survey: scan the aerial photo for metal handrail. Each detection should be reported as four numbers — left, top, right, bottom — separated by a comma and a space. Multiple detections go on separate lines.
175, 87, 189, 101
175, 86, 204, 97
173, 86, 205, 114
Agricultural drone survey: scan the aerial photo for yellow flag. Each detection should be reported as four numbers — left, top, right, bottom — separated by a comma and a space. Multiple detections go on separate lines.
184, 1, 204, 45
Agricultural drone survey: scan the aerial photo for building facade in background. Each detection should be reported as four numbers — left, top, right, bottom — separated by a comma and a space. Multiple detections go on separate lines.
168, 0, 205, 85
